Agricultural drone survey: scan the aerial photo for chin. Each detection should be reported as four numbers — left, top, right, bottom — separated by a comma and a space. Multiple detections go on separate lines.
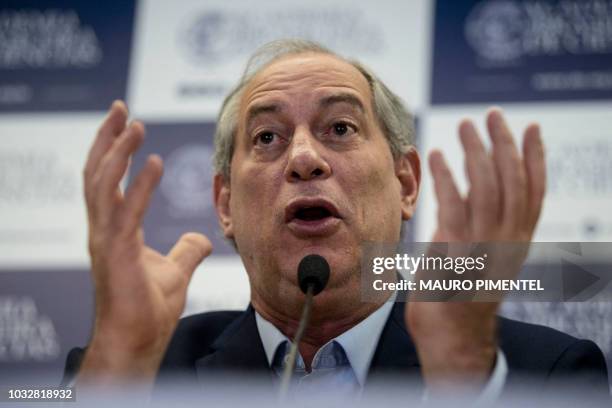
276, 250, 358, 287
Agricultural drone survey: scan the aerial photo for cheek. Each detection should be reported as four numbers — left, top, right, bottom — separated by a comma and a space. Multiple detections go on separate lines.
229, 163, 284, 240
345, 153, 402, 240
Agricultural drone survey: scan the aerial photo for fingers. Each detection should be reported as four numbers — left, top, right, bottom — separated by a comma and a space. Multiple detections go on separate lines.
522, 124, 546, 232
168, 233, 213, 279
459, 120, 499, 238
437, 109, 543, 244
93, 121, 146, 228
429, 150, 468, 239
84, 101, 128, 194
486, 109, 528, 234
122, 154, 164, 235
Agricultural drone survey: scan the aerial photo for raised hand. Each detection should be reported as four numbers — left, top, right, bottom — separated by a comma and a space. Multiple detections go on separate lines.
406, 108, 546, 392
78, 101, 212, 384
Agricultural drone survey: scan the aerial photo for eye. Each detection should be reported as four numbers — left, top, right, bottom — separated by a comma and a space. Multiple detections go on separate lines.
333, 122, 348, 135
330, 121, 356, 137
256, 131, 276, 145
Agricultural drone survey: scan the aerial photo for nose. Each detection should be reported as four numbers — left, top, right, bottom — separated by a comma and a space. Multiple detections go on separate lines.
284, 126, 331, 182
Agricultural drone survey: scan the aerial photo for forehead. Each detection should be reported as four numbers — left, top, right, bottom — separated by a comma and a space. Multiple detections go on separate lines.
240, 52, 373, 112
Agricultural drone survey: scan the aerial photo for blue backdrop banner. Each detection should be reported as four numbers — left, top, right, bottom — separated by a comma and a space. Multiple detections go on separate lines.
431, 0, 612, 104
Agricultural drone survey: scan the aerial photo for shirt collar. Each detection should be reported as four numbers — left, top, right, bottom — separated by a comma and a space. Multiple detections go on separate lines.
256, 311, 291, 367
254, 291, 396, 386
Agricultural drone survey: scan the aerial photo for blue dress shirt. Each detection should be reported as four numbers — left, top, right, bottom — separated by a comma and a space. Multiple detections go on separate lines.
254, 293, 508, 402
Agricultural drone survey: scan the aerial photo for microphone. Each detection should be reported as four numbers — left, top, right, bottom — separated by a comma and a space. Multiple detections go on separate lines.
297, 254, 330, 296
278, 254, 330, 400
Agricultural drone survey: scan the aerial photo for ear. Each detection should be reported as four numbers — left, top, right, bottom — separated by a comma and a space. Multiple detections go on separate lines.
395, 147, 421, 220
214, 173, 234, 239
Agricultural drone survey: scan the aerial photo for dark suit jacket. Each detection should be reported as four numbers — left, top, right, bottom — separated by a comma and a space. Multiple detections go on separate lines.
62, 302, 610, 401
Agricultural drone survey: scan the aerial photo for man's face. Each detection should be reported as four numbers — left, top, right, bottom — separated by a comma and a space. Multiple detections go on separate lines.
215, 53, 418, 313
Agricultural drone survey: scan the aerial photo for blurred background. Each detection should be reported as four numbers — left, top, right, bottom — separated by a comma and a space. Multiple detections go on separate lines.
1, 0, 611, 387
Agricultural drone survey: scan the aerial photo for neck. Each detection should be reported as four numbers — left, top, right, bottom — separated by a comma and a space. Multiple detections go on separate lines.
252, 291, 388, 370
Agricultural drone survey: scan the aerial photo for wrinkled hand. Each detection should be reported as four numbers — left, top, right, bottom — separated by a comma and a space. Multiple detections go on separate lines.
78, 101, 212, 384
406, 109, 546, 393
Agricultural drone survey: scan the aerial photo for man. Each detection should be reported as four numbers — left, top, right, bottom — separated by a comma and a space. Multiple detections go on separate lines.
64, 39, 608, 403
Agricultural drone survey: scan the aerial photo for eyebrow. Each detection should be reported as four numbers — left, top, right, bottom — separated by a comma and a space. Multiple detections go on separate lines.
245, 92, 366, 127
246, 103, 283, 126
318, 93, 365, 113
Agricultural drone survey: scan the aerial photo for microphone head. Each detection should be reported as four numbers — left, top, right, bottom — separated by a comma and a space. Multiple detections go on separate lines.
298, 254, 330, 296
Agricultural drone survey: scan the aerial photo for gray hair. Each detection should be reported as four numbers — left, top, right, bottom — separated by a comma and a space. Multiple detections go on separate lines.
213, 38, 415, 179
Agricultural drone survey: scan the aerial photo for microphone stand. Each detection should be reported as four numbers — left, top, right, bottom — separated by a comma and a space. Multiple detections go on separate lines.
277, 284, 314, 402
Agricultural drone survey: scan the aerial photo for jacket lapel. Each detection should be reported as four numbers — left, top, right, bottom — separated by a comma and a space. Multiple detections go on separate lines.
195, 305, 274, 384
365, 300, 422, 390
194, 300, 421, 390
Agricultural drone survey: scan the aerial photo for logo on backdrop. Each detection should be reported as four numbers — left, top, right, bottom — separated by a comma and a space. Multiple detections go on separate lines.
465, 0, 526, 64
159, 144, 214, 218
0, 150, 76, 205
0, 296, 59, 362
465, 0, 612, 66
130, 123, 233, 255
177, 8, 384, 66
432, 0, 612, 103
546, 138, 612, 197
0, 10, 102, 69
0, 1, 135, 112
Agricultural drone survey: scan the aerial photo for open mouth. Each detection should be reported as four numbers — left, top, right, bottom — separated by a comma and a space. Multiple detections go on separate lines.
285, 199, 342, 237
294, 206, 333, 222
283, 198, 343, 239
285, 198, 341, 224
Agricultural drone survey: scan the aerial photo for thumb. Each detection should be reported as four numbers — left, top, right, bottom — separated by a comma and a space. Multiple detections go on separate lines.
168, 233, 213, 278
